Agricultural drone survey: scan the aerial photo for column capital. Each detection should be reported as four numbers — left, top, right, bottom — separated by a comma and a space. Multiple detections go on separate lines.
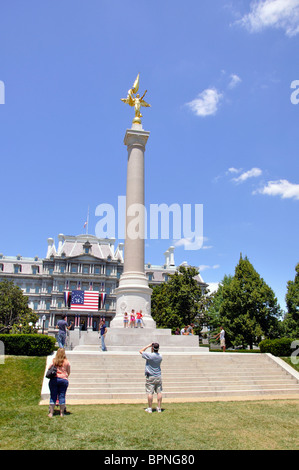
124, 128, 150, 148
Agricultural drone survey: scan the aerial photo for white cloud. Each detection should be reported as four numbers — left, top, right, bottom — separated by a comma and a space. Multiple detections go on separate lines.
239, 0, 299, 37
199, 264, 220, 272
254, 179, 299, 200
174, 236, 204, 250
228, 167, 242, 174
186, 88, 223, 117
233, 167, 262, 183
228, 74, 242, 89
175, 236, 211, 251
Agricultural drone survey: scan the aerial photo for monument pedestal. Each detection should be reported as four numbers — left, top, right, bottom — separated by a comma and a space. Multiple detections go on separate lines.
113, 272, 155, 328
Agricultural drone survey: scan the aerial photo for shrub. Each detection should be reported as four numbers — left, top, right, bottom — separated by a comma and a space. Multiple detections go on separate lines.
0, 334, 56, 356
259, 337, 297, 357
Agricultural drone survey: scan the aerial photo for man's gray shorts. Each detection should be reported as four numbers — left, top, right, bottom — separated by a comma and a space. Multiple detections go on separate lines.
145, 375, 163, 394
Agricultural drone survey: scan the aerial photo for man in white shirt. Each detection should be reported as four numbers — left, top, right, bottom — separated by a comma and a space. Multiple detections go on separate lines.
214, 326, 226, 352
139, 342, 163, 413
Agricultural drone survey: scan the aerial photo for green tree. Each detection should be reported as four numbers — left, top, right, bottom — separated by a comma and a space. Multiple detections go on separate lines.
151, 266, 205, 331
283, 262, 299, 338
0, 280, 38, 333
205, 274, 233, 331
218, 255, 282, 349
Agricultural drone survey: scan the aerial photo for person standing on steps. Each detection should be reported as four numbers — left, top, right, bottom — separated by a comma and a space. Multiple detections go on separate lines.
56, 315, 73, 348
99, 319, 108, 351
139, 342, 163, 413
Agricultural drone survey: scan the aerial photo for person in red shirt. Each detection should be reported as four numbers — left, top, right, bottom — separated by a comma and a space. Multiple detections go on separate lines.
136, 310, 144, 328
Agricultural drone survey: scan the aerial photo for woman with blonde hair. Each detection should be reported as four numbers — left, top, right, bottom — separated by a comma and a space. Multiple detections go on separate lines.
48, 348, 71, 417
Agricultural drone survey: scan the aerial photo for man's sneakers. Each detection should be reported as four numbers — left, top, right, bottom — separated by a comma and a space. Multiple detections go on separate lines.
145, 407, 162, 413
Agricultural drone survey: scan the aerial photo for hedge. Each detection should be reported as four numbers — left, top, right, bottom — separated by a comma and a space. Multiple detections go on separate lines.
0, 334, 57, 356
259, 337, 297, 357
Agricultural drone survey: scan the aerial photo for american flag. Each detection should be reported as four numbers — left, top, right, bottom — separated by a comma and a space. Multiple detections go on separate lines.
71, 290, 99, 311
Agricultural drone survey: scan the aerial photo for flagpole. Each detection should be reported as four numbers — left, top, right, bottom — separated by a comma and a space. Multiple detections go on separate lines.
86, 206, 89, 234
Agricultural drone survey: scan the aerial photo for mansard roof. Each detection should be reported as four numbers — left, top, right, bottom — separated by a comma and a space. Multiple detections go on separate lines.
47, 233, 122, 262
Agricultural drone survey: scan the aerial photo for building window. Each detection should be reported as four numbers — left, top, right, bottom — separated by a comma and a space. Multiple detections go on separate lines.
46, 301, 51, 310
33, 302, 39, 310
71, 264, 78, 273
83, 265, 89, 274
0, 264, 3, 272
35, 286, 40, 294
58, 284, 64, 293
14, 264, 21, 274
60, 265, 65, 274
32, 266, 39, 275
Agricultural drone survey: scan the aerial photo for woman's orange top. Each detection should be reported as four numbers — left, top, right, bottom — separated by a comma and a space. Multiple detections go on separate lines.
52, 358, 71, 380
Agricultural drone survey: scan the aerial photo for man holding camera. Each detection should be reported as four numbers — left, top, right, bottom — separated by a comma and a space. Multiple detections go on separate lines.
139, 342, 163, 413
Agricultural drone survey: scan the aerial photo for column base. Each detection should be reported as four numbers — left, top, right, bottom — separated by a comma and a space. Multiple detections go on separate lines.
110, 272, 155, 328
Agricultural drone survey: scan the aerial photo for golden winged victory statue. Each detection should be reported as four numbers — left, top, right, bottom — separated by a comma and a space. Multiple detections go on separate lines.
121, 74, 151, 125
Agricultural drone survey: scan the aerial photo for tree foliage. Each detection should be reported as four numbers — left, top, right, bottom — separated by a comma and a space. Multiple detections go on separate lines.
284, 262, 299, 338
204, 275, 233, 331
0, 280, 38, 333
151, 266, 205, 331
216, 255, 282, 348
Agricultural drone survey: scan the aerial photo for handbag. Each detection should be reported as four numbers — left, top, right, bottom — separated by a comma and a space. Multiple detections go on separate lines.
46, 364, 57, 379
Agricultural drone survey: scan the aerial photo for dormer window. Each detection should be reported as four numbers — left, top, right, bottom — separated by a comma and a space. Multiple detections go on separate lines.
83, 241, 92, 254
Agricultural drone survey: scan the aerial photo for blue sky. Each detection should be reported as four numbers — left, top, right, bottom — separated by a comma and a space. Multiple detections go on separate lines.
0, 0, 298, 311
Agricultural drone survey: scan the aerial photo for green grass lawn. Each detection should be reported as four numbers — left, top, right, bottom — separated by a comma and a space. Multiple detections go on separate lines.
0, 356, 298, 450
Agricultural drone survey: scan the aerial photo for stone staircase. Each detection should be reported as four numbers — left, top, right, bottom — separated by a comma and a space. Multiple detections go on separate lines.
40, 351, 299, 404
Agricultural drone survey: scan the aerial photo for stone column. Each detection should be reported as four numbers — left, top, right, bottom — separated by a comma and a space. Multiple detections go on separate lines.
111, 124, 155, 328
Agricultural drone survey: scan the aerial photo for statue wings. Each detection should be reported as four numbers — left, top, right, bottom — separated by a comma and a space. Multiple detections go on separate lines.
140, 89, 151, 108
